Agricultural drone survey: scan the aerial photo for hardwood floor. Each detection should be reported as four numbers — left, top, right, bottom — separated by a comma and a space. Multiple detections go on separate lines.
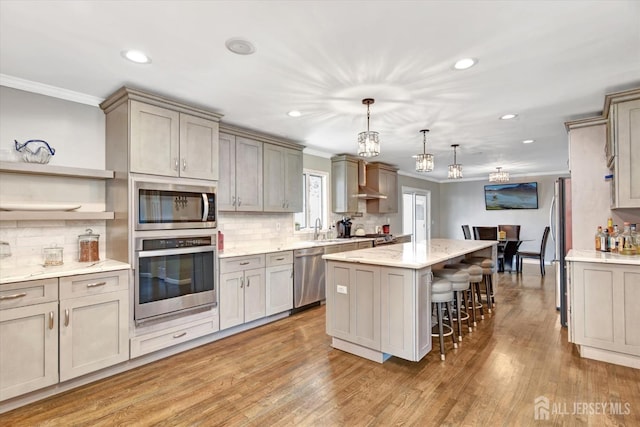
2, 264, 639, 426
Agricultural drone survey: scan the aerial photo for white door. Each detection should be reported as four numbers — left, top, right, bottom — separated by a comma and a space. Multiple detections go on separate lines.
402, 188, 430, 243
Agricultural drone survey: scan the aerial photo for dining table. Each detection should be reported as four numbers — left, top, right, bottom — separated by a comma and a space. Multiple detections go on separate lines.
498, 238, 533, 272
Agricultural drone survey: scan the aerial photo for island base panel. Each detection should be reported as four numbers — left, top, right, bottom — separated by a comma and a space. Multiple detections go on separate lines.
332, 337, 392, 363
578, 345, 640, 369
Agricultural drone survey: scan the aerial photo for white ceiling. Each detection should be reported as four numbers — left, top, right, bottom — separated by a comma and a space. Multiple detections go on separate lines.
1, 1, 639, 182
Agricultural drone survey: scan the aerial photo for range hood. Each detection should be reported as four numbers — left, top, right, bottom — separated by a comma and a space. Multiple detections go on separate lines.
357, 160, 387, 199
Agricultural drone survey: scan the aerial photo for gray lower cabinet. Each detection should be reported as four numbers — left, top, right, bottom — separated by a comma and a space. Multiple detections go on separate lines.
218, 133, 263, 211
59, 271, 129, 382
0, 279, 59, 401
326, 261, 432, 362
263, 143, 303, 212
0, 270, 130, 401
265, 251, 293, 316
219, 255, 266, 330
570, 261, 640, 359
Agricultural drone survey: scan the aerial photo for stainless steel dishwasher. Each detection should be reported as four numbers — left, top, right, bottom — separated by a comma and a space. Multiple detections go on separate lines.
293, 247, 326, 308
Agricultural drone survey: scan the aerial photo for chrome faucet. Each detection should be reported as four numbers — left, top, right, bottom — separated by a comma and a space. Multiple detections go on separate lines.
314, 217, 323, 240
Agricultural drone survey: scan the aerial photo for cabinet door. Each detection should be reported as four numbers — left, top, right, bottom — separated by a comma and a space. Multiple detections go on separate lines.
266, 264, 293, 316
380, 267, 415, 360
235, 137, 263, 211
0, 302, 58, 400
218, 133, 236, 211
284, 148, 303, 212
263, 144, 286, 212
244, 267, 266, 323
351, 265, 381, 350
613, 99, 640, 208
59, 290, 129, 382
220, 271, 244, 330
332, 159, 359, 213
130, 101, 180, 177
179, 113, 219, 180
384, 170, 398, 213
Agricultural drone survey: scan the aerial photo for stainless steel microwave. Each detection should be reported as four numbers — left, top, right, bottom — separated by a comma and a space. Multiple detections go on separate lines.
134, 180, 216, 230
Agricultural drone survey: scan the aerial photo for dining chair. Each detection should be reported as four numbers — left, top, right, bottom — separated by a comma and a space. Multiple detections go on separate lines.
516, 226, 551, 276
462, 225, 472, 240
498, 224, 521, 239
473, 226, 498, 240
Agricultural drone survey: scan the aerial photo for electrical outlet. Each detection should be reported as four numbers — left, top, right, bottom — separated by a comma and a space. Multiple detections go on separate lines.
337, 285, 348, 294
276, 222, 281, 231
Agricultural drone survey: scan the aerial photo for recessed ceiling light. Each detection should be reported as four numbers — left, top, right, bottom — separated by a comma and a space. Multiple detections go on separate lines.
523, 139, 535, 144
121, 50, 151, 64
453, 58, 477, 70
500, 113, 518, 120
287, 110, 301, 117
225, 38, 256, 55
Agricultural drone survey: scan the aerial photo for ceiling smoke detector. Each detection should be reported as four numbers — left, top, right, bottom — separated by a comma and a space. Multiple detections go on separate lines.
225, 38, 256, 55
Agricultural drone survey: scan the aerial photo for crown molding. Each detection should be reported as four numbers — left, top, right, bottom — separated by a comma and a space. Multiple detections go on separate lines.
0, 74, 104, 106
302, 147, 333, 158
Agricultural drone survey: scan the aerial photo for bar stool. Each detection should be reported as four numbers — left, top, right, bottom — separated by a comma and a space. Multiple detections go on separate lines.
445, 263, 484, 327
433, 268, 471, 341
463, 257, 495, 313
431, 277, 457, 361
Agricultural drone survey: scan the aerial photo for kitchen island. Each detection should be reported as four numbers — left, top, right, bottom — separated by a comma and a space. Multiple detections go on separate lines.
566, 250, 640, 368
322, 238, 496, 363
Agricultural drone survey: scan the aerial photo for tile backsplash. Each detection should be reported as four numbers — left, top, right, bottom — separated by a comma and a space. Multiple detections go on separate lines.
0, 220, 106, 268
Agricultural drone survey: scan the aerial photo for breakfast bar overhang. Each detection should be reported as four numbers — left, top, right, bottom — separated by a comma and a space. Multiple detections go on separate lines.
322, 239, 497, 363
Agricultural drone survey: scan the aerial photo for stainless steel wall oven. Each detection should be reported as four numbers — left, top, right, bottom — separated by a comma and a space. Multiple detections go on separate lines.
134, 180, 216, 231
134, 233, 217, 323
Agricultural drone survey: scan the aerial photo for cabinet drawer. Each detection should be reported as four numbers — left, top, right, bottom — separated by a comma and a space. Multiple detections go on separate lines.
59, 270, 129, 299
266, 251, 293, 267
220, 254, 265, 274
130, 316, 219, 358
0, 278, 58, 310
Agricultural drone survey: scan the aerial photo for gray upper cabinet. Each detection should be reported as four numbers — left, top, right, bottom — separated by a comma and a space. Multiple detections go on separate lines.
366, 162, 399, 214
101, 87, 222, 181
130, 101, 219, 180
218, 133, 263, 211
608, 89, 640, 208
263, 143, 303, 212
331, 155, 359, 213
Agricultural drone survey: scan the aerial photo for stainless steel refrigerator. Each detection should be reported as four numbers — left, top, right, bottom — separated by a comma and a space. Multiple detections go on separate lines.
550, 177, 572, 327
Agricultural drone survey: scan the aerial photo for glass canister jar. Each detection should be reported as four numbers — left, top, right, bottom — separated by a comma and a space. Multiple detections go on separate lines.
78, 229, 100, 262
43, 245, 63, 266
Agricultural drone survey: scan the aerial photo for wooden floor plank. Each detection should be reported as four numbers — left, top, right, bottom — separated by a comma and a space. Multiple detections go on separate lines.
2, 264, 639, 426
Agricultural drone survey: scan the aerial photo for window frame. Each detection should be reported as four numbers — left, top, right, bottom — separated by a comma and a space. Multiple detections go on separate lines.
295, 168, 329, 232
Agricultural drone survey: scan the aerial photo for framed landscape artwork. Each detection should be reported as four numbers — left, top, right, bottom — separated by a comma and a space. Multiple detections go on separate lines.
484, 182, 538, 210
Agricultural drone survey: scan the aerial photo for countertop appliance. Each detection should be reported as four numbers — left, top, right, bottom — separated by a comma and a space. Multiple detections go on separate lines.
336, 217, 352, 238
134, 178, 216, 231
551, 177, 572, 327
293, 247, 325, 309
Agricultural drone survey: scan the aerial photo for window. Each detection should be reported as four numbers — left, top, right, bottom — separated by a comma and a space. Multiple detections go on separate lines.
402, 187, 430, 244
295, 169, 329, 231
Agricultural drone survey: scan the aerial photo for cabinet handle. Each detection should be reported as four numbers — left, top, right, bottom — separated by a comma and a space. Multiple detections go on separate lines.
246, 277, 250, 287
182, 158, 187, 171
0, 292, 27, 300
174, 158, 179, 171
239, 261, 250, 265
86, 281, 107, 288
240, 277, 244, 288
49, 311, 54, 330
173, 331, 187, 339
275, 257, 285, 261
285, 200, 289, 209
232, 196, 236, 207
237, 197, 242, 207
64, 309, 70, 327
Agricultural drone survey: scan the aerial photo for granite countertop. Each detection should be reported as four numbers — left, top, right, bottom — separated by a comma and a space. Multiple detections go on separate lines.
218, 237, 378, 258
566, 249, 640, 266
0, 259, 131, 285
322, 238, 496, 269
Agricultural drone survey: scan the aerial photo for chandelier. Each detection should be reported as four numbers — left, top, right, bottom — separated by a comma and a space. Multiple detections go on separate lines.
357, 98, 380, 157
448, 144, 463, 179
489, 167, 510, 183
414, 129, 434, 172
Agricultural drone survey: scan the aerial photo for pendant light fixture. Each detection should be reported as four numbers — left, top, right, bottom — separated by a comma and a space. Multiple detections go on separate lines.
414, 129, 434, 172
489, 167, 510, 183
448, 144, 463, 179
357, 98, 380, 157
